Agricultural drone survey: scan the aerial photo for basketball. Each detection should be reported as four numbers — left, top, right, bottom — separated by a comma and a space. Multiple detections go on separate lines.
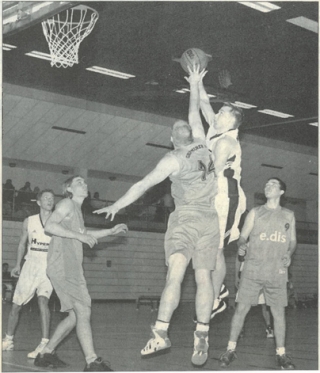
179, 48, 211, 73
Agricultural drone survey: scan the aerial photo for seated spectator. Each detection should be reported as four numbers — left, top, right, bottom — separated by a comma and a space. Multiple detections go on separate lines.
31, 186, 40, 201
90, 192, 106, 210
15, 182, 33, 210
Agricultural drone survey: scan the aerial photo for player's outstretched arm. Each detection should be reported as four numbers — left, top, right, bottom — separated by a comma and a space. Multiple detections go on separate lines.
199, 77, 215, 127
45, 199, 98, 248
94, 155, 180, 221
89, 224, 128, 240
11, 218, 28, 277
185, 64, 206, 140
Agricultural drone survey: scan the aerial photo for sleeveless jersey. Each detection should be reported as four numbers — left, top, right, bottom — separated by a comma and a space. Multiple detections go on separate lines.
169, 139, 216, 209
243, 205, 295, 281
47, 199, 86, 281
24, 214, 51, 262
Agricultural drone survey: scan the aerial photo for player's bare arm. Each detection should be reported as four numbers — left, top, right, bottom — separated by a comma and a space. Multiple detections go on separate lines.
282, 215, 297, 267
88, 224, 128, 240
199, 76, 215, 127
45, 198, 97, 248
185, 64, 206, 140
213, 136, 236, 177
237, 208, 255, 255
11, 218, 29, 277
94, 155, 180, 221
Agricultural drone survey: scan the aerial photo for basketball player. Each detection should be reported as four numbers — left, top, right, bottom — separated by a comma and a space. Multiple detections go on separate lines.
2, 190, 55, 358
34, 176, 128, 371
219, 177, 296, 369
94, 84, 220, 366
235, 252, 274, 339
187, 65, 246, 319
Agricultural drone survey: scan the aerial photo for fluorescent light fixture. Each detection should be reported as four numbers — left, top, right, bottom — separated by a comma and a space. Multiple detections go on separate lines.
3, 43, 17, 50
25, 50, 52, 61
258, 109, 294, 118
309, 122, 318, 127
238, 2, 281, 13
286, 16, 318, 34
86, 66, 135, 79
207, 94, 216, 98
233, 101, 257, 109
174, 89, 187, 93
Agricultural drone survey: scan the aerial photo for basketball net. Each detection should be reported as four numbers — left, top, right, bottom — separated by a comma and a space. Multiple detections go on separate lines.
42, 5, 99, 68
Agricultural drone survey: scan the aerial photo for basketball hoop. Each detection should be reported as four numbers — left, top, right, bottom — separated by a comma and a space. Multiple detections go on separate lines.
41, 5, 99, 68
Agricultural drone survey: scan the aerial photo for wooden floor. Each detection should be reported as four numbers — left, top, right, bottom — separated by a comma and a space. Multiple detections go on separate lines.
2, 301, 318, 371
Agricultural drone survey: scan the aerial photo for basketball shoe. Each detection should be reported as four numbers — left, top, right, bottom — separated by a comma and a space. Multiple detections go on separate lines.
141, 325, 171, 357
2, 336, 14, 351
28, 339, 49, 358
276, 354, 295, 370
34, 352, 67, 368
191, 331, 209, 366
84, 357, 113, 371
219, 349, 237, 368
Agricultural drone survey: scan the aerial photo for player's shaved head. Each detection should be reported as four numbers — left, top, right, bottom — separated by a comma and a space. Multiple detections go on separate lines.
172, 120, 193, 146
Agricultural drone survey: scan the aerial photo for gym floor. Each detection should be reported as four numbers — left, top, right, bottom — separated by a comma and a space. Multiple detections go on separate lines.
2, 300, 318, 371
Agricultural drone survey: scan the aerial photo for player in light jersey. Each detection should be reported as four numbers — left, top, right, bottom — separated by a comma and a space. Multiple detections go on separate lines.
187, 65, 246, 318
219, 178, 296, 370
2, 190, 55, 358
94, 85, 220, 367
188, 65, 246, 319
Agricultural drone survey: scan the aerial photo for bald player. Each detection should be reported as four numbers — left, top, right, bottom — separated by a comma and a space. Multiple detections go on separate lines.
94, 91, 220, 367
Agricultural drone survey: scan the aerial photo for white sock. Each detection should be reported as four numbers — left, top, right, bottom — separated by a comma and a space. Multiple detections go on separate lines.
196, 323, 209, 333
155, 320, 169, 331
5, 334, 14, 340
227, 341, 237, 351
86, 354, 98, 365
41, 338, 49, 344
276, 347, 286, 356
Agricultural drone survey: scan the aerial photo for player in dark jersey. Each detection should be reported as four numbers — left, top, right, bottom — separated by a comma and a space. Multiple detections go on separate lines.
219, 178, 296, 370
94, 87, 220, 367
34, 176, 128, 372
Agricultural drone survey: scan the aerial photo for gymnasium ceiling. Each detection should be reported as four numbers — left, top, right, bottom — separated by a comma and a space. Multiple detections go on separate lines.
3, 1, 318, 148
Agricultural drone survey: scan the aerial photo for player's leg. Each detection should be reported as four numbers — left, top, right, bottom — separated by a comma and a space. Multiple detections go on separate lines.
141, 252, 188, 357
27, 295, 51, 359
192, 268, 213, 366
210, 249, 227, 315
2, 303, 22, 350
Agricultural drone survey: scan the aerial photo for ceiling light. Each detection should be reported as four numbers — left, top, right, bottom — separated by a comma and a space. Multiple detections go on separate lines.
207, 94, 216, 98
257, 109, 294, 118
86, 66, 135, 79
174, 89, 188, 94
25, 50, 52, 61
286, 16, 318, 34
233, 101, 257, 109
238, 2, 281, 13
261, 163, 283, 169
3, 43, 17, 50
309, 122, 318, 127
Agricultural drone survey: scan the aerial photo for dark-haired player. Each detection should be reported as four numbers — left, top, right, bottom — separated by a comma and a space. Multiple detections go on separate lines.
219, 177, 296, 370
2, 190, 55, 358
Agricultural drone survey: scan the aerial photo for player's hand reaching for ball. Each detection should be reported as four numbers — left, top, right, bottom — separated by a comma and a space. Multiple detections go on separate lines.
184, 63, 207, 85
93, 204, 119, 221
78, 233, 98, 248
111, 224, 128, 235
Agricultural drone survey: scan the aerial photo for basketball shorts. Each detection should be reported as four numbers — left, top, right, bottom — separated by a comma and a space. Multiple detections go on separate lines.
13, 260, 53, 306
164, 207, 220, 270
236, 275, 287, 307
48, 272, 91, 313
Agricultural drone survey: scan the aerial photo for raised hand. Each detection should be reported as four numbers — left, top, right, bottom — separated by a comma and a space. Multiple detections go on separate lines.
184, 63, 207, 85
93, 204, 119, 221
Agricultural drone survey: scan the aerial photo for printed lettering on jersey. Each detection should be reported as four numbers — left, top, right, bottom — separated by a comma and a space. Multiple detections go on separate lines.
285, 223, 290, 231
186, 144, 206, 159
31, 238, 49, 246
198, 157, 215, 181
260, 231, 287, 243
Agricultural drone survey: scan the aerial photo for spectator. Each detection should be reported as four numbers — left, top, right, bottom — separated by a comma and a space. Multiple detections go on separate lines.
16, 182, 33, 208
3, 179, 15, 216
90, 192, 105, 210
31, 187, 41, 200
82, 191, 93, 216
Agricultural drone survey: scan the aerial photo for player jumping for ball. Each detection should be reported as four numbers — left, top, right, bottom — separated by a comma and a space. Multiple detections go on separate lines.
187, 64, 246, 320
